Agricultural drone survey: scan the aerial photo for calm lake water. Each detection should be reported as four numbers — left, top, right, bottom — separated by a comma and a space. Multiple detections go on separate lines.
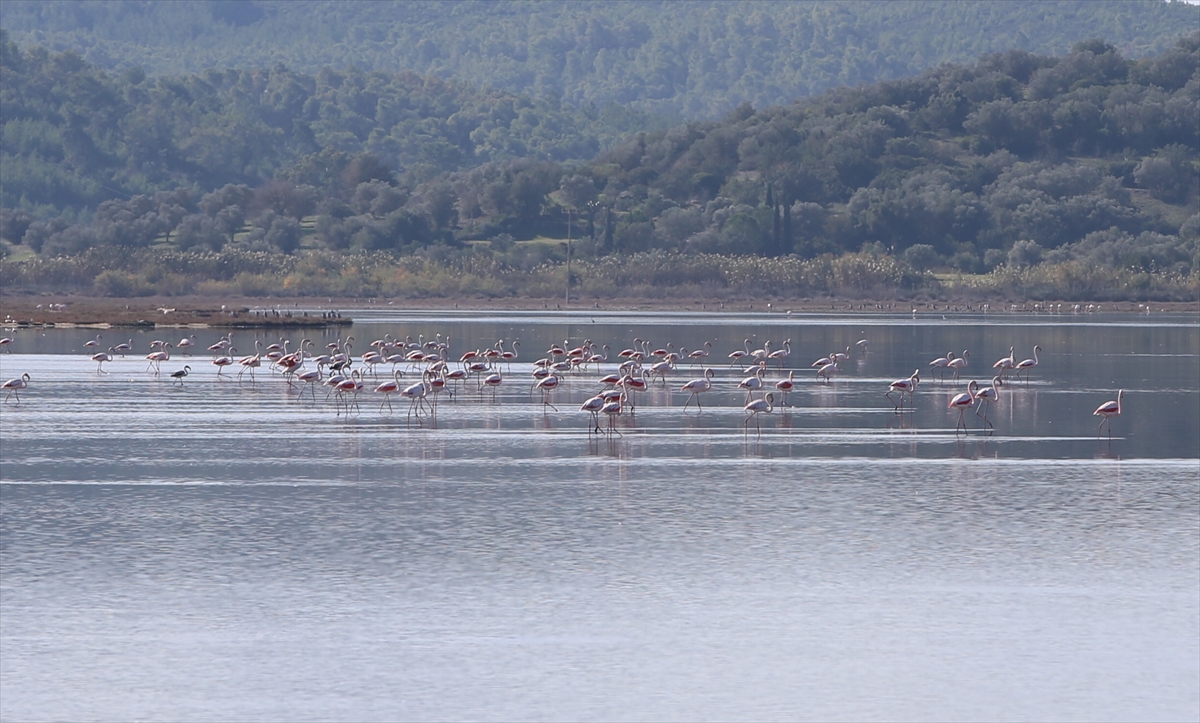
2, 310, 1198, 722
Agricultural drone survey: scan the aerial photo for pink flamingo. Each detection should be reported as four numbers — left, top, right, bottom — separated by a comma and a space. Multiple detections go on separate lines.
580, 394, 606, 433
2, 373, 30, 402
1093, 389, 1124, 438
738, 363, 766, 402
886, 369, 920, 411
601, 397, 623, 435
774, 370, 796, 406
743, 392, 775, 432
212, 347, 236, 377
374, 370, 405, 414
948, 380, 979, 435
535, 374, 560, 411
947, 350, 969, 381
930, 351, 954, 382
145, 342, 172, 374
680, 368, 715, 411
728, 338, 752, 367
975, 376, 1003, 429
1015, 345, 1041, 383
296, 369, 322, 399
993, 346, 1015, 379
688, 341, 712, 367
91, 347, 114, 373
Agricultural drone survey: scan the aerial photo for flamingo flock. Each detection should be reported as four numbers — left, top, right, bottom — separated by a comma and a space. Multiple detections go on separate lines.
0, 332, 1126, 442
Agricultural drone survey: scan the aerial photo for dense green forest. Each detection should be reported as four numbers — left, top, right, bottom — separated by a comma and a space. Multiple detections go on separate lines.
0, 27, 659, 218
2, 31, 1197, 301
1, 1, 1196, 119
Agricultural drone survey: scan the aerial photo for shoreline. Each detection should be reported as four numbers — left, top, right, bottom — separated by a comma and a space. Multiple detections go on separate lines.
3, 294, 1197, 328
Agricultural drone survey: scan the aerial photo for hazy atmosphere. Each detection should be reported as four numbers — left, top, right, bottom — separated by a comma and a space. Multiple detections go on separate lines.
1, 3, 1197, 722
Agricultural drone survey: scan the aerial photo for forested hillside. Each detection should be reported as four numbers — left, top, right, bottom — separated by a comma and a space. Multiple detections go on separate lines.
2, 34, 1197, 301
0, 28, 654, 219
1, 0, 1196, 119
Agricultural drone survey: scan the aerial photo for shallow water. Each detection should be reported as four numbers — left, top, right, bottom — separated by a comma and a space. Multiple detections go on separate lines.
2, 311, 1197, 721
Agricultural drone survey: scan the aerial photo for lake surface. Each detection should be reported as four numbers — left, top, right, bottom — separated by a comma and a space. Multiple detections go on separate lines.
2, 310, 1198, 722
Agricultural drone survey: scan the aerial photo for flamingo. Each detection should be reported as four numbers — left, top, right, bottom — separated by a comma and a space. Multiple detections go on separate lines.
586, 344, 609, 371
91, 347, 114, 373
2, 373, 30, 402
767, 339, 791, 368
729, 338, 752, 367
688, 341, 712, 367
815, 360, 838, 383
680, 368, 715, 411
601, 396, 623, 435
618, 369, 649, 407
500, 340, 520, 369
831, 346, 850, 363
0, 336, 12, 352
975, 376, 1003, 428
886, 369, 920, 411
296, 368, 323, 399
212, 347, 236, 377
947, 350, 969, 381
334, 370, 364, 416
236, 341, 262, 382
744, 392, 775, 431
401, 378, 433, 420
534, 374, 560, 411
1093, 389, 1124, 438
738, 363, 767, 402
113, 339, 132, 357
648, 358, 674, 387
176, 335, 196, 353
580, 394, 606, 432
774, 370, 796, 406
145, 342, 171, 374
930, 351, 954, 381
374, 370, 405, 414
170, 365, 191, 385
948, 380, 979, 435
84, 334, 103, 348
1015, 345, 1041, 383
481, 369, 503, 402
206, 335, 231, 355
993, 347, 1015, 379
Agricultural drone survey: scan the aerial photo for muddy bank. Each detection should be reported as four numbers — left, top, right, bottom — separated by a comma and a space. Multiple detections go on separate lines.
2, 294, 1196, 328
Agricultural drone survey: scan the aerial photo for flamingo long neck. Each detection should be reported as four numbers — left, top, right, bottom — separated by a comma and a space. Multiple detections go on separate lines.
1116, 389, 1123, 414
1032, 346, 1039, 365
